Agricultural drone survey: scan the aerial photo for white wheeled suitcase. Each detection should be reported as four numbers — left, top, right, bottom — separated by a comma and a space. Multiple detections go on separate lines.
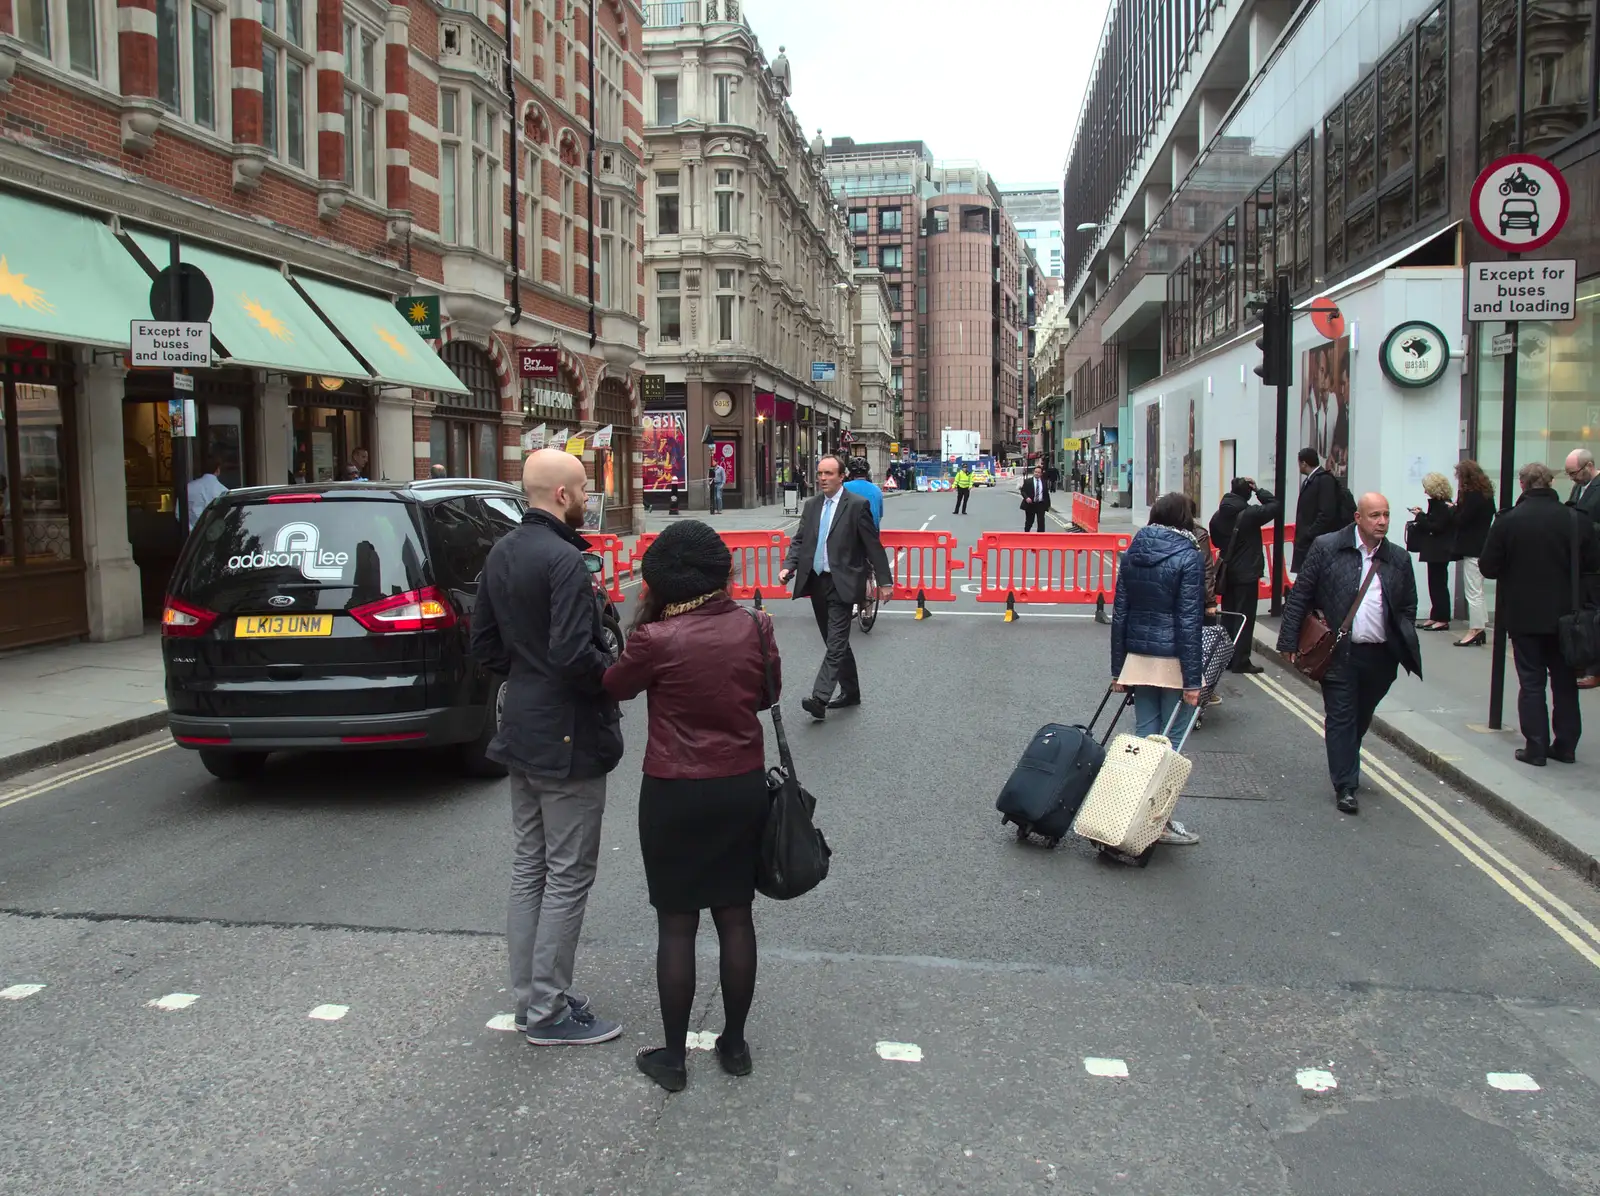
1070, 725, 1192, 867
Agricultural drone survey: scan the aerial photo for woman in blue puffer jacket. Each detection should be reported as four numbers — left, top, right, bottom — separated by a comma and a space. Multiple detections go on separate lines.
1110, 491, 1206, 846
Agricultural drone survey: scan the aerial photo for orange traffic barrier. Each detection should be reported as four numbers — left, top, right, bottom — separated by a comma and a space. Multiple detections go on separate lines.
967, 532, 1132, 606
878, 529, 964, 613
1068, 492, 1101, 533
628, 529, 793, 603
582, 533, 629, 601
1259, 522, 1297, 601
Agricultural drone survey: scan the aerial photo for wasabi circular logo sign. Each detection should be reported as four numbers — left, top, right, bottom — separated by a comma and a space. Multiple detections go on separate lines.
1379, 320, 1450, 389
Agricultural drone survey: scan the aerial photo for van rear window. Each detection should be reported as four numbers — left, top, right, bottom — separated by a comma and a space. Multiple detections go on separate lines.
176, 500, 427, 612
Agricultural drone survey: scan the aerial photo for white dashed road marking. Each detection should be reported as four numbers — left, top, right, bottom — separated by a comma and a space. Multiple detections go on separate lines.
486, 1014, 518, 1031
1, 983, 45, 1000
308, 1004, 349, 1021
875, 1041, 923, 1062
1084, 1057, 1129, 1078
686, 1030, 719, 1051
1486, 1072, 1541, 1092
1295, 1068, 1339, 1092
146, 993, 199, 1011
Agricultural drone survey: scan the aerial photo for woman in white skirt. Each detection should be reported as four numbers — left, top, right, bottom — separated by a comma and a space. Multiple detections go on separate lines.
1452, 459, 1496, 647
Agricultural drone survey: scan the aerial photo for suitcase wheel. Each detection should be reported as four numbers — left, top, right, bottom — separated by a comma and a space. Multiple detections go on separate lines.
1042, 836, 1062, 850
1015, 821, 1032, 843
1097, 844, 1155, 868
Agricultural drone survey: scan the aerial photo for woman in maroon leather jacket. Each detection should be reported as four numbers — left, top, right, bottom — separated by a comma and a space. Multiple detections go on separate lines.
603, 520, 780, 1092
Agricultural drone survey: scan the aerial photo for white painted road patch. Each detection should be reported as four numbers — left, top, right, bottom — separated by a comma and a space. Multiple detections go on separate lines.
308, 1004, 349, 1021
1084, 1057, 1129, 1078
486, 1014, 518, 1032
1295, 1068, 1339, 1093
146, 993, 199, 1011
876, 1041, 923, 1062
686, 1030, 719, 1051
0, 983, 45, 1000
1486, 1072, 1541, 1092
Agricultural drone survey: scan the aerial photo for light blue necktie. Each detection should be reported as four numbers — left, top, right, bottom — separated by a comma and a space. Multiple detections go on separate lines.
814, 495, 836, 574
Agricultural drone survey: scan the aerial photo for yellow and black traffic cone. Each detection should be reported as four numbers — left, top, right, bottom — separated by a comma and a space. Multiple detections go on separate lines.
1004, 592, 1018, 622
752, 590, 764, 611
1094, 594, 1110, 625
915, 588, 931, 620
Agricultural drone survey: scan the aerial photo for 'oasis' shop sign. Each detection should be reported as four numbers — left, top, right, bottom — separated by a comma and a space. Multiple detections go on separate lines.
1378, 320, 1451, 390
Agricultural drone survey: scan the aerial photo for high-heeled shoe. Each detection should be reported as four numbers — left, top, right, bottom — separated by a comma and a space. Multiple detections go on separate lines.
1454, 630, 1486, 647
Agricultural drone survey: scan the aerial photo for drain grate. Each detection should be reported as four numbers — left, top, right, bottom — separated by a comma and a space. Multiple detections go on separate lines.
1182, 751, 1280, 800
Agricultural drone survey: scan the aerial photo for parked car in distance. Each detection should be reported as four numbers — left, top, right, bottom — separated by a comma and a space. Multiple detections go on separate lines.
161, 478, 530, 781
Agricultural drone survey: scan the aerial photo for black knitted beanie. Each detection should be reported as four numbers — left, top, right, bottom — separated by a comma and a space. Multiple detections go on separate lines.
641, 519, 732, 606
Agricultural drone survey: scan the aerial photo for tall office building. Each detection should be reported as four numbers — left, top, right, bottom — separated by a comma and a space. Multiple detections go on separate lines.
1002, 187, 1065, 279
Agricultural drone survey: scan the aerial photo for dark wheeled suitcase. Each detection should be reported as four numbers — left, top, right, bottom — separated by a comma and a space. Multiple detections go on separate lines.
997, 687, 1129, 848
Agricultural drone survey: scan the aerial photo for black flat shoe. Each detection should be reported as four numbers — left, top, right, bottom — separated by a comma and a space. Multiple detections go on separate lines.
827, 692, 862, 709
1454, 631, 1486, 647
1515, 748, 1547, 767
715, 1035, 753, 1077
636, 1047, 687, 1092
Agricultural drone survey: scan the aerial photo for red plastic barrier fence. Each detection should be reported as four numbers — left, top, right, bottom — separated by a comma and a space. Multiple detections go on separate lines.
967, 532, 1132, 605
582, 533, 629, 601
628, 530, 793, 603
1259, 522, 1297, 601
878, 529, 965, 603
1069, 492, 1101, 533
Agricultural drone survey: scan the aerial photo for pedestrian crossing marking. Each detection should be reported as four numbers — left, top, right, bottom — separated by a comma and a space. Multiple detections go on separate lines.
1084, 1057, 1129, 1078
308, 1004, 349, 1021
1486, 1072, 1540, 1092
875, 1041, 923, 1062
146, 993, 199, 1011
0, 983, 45, 1000
486, 1014, 518, 1031
1295, 1068, 1338, 1092
686, 1031, 718, 1051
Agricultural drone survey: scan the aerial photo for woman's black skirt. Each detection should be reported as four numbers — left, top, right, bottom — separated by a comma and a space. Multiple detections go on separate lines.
638, 769, 768, 912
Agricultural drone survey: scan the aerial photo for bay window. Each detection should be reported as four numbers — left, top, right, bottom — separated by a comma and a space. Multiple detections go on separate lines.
440, 90, 460, 243
262, 0, 310, 169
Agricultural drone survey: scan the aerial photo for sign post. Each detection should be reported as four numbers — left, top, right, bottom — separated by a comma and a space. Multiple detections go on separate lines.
1468, 152, 1572, 730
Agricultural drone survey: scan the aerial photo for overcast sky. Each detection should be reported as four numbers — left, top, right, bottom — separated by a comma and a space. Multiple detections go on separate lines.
737, 0, 1111, 191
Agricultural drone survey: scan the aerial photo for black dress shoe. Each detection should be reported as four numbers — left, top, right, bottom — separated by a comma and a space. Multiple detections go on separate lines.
1335, 789, 1359, 814
800, 697, 827, 721
1231, 662, 1264, 675
1550, 742, 1576, 763
1515, 748, 1547, 767
827, 692, 861, 709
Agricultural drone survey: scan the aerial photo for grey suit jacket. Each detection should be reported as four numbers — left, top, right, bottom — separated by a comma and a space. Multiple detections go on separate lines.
783, 488, 892, 606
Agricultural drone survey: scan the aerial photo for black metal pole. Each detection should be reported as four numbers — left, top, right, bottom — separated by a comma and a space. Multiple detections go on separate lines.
1487, 309, 1521, 731
171, 234, 191, 538
1269, 275, 1291, 616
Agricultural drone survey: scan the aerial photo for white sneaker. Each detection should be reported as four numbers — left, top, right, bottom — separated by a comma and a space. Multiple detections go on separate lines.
1159, 819, 1200, 846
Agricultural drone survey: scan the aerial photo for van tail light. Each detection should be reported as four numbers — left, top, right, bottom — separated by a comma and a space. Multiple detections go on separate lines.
349, 586, 457, 633
162, 596, 220, 638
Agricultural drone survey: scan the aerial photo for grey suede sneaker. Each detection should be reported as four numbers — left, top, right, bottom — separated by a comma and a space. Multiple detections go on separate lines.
525, 1010, 622, 1046
515, 993, 592, 1034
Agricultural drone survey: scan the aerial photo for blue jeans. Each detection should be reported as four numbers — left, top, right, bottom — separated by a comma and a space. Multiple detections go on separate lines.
1132, 686, 1196, 749
711, 485, 723, 513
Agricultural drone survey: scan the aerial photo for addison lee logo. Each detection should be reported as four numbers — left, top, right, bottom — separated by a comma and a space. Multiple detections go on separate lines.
1379, 320, 1451, 390
227, 522, 349, 581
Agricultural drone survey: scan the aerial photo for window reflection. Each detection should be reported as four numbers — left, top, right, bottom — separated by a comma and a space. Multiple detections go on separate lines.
1523, 0, 1593, 155
1480, 0, 1521, 164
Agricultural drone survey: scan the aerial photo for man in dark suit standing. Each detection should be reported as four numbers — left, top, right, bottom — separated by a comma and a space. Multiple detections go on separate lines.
1021, 465, 1052, 532
1293, 447, 1344, 571
780, 453, 893, 722
1209, 477, 1279, 674
1278, 492, 1421, 816
1483, 461, 1600, 765
1564, 448, 1600, 688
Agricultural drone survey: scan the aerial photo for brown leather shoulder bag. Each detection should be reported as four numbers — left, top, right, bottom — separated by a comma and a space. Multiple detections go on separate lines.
1295, 560, 1379, 682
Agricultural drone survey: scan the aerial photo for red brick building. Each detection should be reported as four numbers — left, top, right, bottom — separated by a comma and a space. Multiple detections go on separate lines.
0, 0, 646, 648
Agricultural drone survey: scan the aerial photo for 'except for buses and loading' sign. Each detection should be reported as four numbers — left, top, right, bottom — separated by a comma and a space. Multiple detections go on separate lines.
131, 320, 212, 367
1466, 259, 1577, 322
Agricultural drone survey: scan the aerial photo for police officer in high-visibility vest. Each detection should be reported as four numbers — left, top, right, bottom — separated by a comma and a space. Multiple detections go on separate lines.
953, 465, 974, 515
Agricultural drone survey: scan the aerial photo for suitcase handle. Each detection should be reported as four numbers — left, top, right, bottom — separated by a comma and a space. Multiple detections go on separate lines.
1089, 684, 1133, 746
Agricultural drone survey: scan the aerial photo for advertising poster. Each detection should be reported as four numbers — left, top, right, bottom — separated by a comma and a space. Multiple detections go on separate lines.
1143, 401, 1161, 507
712, 440, 738, 489
641, 411, 686, 491
1301, 335, 1352, 478
1182, 394, 1202, 513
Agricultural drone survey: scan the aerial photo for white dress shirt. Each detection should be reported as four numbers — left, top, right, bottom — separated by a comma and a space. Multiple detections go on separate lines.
186, 472, 228, 529
1349, 525, 1387, 644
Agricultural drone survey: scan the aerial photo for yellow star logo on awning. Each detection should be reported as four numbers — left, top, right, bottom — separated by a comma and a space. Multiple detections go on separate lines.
0, 256, 54, 314
241, 293, 292, 342
375, 324, 412, 358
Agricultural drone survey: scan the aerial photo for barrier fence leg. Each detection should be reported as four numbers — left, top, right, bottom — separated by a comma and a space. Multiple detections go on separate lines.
1094, 595, 1110, 625
1004, 593, 1018, 623
915, 589, 932, 621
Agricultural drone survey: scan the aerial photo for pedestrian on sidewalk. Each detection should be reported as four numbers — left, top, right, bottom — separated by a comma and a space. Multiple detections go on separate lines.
1187, 496, 1220, 618
1208, 478, 1280, 674
1277, 493, 1421, 815
1407, 471, 1457, 631
1452, 459, 1495, 647
710, 461, 726, 514
603, 521, 774, 1092
1564, 448, 1600, 688
952, 464, 974, 514
470, 448, 625, 1047
1293, 448, 1345, 571
1021, 465, 1051, 532
1479, 462, 1600, 767
1109, 492, 1206, 846
778, 453, 892, 722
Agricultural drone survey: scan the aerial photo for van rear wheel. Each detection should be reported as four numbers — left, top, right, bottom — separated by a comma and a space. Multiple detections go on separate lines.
198, 749, 268, 781
459, 679, 509, 778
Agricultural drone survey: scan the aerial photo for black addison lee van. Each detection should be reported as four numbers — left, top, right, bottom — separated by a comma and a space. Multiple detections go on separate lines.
161, 479, 530, 780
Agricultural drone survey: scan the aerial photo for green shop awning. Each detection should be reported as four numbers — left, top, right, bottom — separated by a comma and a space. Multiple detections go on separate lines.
293, 276, 469, 395
129, 231, 366, 378
0, 191, 155, 348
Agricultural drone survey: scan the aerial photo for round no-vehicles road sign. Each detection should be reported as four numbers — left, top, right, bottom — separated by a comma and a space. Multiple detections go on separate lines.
1470, 153, 1570, 253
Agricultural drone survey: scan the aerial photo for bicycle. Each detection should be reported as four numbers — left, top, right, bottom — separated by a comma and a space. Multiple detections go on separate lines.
855, 590, 880, 633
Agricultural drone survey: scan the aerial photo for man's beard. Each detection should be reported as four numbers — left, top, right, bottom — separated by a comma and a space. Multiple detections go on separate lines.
564, 494, 586, 527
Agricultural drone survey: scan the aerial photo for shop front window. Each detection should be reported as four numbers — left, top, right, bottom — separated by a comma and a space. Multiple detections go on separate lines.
592, 379, 633, 529
290, 395, 370, 482
436, 340, 505, 481
1, 343, 76, 570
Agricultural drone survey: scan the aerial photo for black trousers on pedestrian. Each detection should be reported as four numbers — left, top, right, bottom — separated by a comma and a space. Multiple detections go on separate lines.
1220, 580, 1259, 670
1511, 632, 1581, 760
1320, 641, 1400, 793
1023, 504, 1047, 531
953, 489, 970, 514
808, 572, 858, 702
1426, 561, 1451, 623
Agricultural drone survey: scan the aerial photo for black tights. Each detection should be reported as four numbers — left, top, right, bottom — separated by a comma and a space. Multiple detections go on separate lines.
655, 904, 757, 1065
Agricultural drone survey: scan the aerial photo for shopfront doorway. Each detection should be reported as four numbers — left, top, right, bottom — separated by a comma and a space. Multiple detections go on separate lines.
290, 383, 374, 482
592, 379, 634, 533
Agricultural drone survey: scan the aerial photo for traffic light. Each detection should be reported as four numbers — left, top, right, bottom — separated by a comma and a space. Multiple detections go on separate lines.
1253, 298, 1281, 388
1252, 275, 1293, 388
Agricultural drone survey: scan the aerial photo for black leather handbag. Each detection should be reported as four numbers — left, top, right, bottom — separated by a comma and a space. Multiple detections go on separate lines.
746, 609, 831, 900
1558, 520, 1600, 671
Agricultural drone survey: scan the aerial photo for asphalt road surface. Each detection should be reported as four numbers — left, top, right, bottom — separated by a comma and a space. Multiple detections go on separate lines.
4, 485, 1600, 1195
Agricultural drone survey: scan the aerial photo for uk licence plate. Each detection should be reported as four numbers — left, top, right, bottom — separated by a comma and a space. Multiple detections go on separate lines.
234, 614, 334, 638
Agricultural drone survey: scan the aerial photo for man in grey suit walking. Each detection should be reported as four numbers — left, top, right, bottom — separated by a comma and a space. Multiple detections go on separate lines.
779, 453, 893, 722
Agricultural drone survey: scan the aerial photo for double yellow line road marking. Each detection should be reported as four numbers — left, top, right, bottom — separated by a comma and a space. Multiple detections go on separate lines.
0, 741, 173, 812
1248, 669, 1600, 972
